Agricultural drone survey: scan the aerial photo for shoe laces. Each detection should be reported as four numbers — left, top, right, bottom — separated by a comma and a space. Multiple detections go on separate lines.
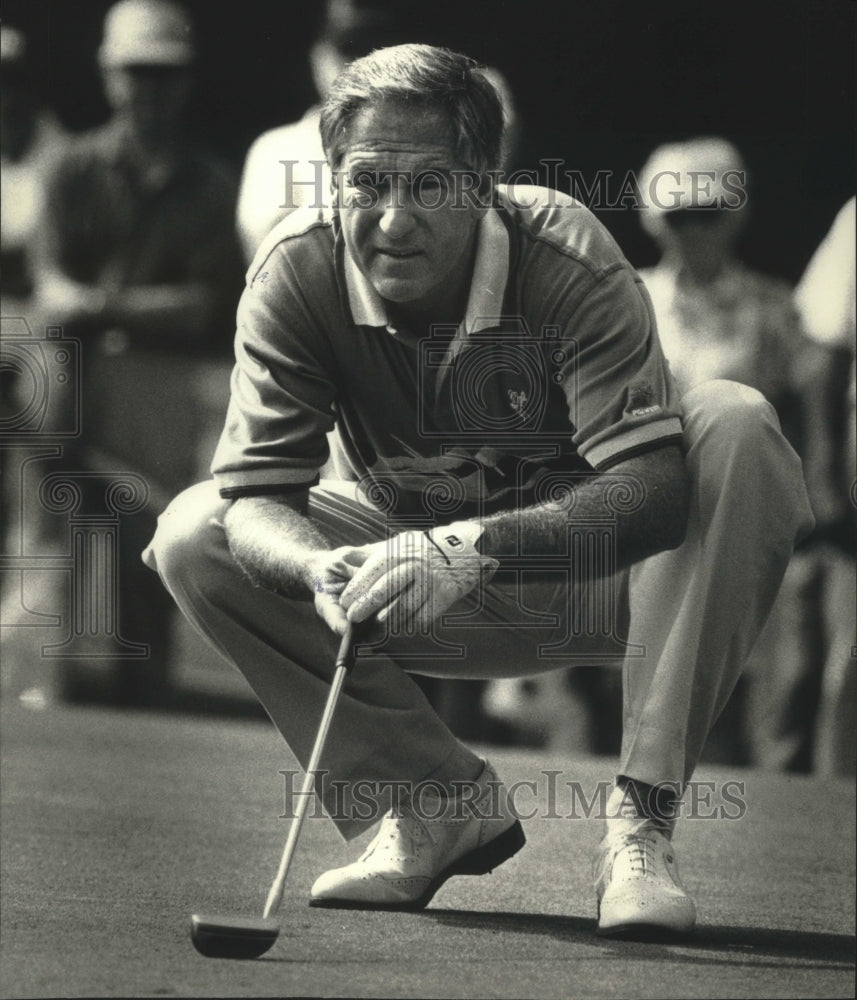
596, 821, 663, 883
623, 828, 657, 875
361, 803, 436, 863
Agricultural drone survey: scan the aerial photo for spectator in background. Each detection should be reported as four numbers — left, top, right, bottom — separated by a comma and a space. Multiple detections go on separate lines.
794, 196, 856, 777
1, 25, 70, 701
18, 0, 244, 702
237, 0, 521, 265
1, 25, 68, 305
237, 0, 415, 263
636, 138, 807, 409
636, 136, 828, 769
38, 0, 242, 365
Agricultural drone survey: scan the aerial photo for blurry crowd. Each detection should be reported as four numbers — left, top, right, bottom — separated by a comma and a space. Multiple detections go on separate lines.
1, 1, 853, 776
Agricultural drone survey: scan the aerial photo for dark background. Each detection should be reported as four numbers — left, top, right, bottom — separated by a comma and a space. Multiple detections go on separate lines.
3, 0, 854, 281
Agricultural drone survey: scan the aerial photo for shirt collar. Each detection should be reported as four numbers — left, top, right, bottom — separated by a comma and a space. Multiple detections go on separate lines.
656, 258, 742, 294
343, 207, 510, 334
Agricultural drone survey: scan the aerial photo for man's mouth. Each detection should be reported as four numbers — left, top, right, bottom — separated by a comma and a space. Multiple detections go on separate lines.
376, 247, 421, 259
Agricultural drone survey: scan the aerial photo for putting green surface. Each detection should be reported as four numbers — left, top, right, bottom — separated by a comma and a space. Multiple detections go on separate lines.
1, 699, 854, 999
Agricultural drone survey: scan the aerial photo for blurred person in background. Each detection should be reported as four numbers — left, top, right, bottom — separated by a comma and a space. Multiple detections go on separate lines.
1, 24, 70, 700
636, 138, 806, 411
9, 0, 243, 703
794, 196, 856, 777
636, 137, 831, 769
1, 24, 68, 305
237, 0, 521, 265
237, 0, 419, 264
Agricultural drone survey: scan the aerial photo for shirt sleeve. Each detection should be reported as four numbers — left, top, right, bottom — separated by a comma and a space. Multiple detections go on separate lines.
558, 265, 684, 469
757, 279, 811, 402
794, 197, 856, 348
236, 129, 290, 264
211, 246, 339, 497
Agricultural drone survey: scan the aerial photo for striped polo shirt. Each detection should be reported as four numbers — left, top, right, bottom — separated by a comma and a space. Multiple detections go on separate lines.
212, 185, 682, 518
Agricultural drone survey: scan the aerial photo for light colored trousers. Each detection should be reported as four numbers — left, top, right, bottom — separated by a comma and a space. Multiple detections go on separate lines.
144, 381, 814, 839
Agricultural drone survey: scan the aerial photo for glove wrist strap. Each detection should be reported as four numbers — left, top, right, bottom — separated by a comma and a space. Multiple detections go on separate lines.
429, 520, 485, 555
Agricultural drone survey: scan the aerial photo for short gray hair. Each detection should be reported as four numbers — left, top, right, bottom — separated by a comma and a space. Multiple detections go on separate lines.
320, 44, 505, 178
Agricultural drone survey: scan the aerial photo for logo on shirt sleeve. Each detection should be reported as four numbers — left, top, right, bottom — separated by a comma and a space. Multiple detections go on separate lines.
628, 380, 661, 417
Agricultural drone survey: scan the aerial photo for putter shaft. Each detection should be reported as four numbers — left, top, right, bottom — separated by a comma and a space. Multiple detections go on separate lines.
262, 622, 359, 918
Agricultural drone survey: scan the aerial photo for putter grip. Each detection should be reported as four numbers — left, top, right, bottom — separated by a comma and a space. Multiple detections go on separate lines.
334, 621, 361, 671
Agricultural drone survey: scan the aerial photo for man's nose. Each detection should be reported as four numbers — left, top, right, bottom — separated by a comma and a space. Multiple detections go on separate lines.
377, 183, 417, 239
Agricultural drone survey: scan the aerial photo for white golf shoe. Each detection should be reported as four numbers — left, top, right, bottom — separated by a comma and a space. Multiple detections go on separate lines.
310, 760, 525, 910
595, 821, 697, 937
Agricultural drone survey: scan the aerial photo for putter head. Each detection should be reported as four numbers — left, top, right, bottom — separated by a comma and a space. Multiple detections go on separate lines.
190, 913, 280, 960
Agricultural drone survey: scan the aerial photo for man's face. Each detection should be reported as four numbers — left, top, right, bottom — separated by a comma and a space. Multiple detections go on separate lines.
661, 208, 744, 279
103, 65, 192, 143
335, 100, 481, 316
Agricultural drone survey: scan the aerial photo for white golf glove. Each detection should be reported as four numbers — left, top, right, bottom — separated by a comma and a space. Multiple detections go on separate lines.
338, 522, 499, 632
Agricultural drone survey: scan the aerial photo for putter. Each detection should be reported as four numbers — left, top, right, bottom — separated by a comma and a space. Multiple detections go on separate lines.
190, 621, 363, 959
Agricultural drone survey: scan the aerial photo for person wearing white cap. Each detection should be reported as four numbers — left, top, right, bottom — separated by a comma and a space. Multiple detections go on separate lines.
99, 0, 195, 67
37, 0, 242, 353
637, 137, 808, 402
637, 136, 830, 771
27, 0, 243, 702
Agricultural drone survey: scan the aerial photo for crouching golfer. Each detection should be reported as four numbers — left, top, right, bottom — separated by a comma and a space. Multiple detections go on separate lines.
144, 45, 813, 936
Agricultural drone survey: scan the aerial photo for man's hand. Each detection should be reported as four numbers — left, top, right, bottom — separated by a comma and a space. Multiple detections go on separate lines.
308, 544, 374, 636
38, 271, 108, 324
224, 497, 498, 637
336, 522, 499, 633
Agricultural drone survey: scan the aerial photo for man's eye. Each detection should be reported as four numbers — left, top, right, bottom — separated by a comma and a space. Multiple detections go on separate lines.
413, 171, 449, 204
350, 170, 382, 191
342, 171, 383, 208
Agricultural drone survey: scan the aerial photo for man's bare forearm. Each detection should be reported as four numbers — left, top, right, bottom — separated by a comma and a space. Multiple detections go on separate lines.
480, 445, 691, 571
223, 495, 330, 598
36, 270, 216, 343
223, 447, 690, 597
114, 283, 216, 341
